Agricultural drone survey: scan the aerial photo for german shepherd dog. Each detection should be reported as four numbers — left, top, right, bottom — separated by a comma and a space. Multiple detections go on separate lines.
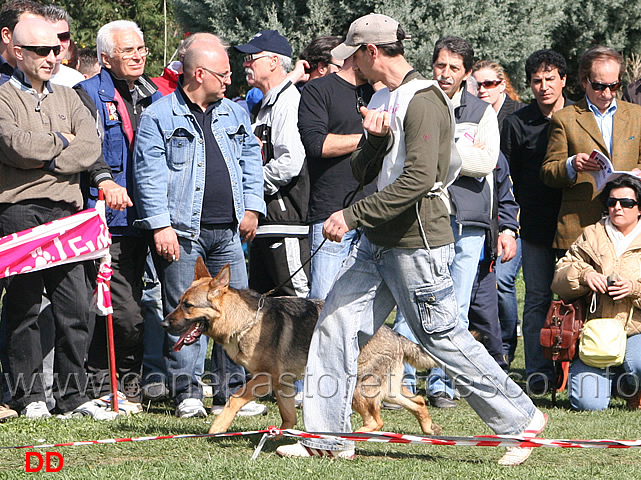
162, 258, 442, 436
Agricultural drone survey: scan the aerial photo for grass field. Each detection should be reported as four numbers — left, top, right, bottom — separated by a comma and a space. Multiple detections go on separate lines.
2, 276, 641, 478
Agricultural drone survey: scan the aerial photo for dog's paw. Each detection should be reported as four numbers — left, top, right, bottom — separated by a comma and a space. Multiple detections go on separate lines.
430, 423, 442, 435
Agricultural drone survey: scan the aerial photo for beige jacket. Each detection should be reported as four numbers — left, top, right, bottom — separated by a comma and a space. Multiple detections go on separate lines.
552, 219, 641, 336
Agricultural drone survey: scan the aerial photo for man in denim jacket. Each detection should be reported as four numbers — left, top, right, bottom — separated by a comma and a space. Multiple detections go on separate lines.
132, 38, 266, 418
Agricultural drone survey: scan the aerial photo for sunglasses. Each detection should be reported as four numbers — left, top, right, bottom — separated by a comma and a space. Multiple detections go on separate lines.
57, 31, 71, 42
607, 197, 638, 208
19, 45, 61, 57
477, 79, 503, 89
588, 79, 621, 92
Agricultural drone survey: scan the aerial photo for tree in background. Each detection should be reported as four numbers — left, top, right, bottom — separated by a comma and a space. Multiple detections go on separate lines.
42, 0, 183, 76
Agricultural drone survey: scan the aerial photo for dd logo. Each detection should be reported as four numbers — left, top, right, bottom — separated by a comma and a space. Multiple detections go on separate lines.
25, 452, 63, 472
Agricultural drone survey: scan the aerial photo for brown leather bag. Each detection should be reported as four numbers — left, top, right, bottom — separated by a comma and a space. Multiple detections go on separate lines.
540, 298, 586, 362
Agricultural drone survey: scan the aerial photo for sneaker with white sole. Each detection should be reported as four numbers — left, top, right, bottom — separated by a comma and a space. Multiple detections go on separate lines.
210, 400, 267, 417
498, 409, 548, 466
21, 401, 51, 419
95, 391, 143, 415
176, 398, 207, 418
276, 441, 355, 459
70, 400, 119, 421
294, 392, 304, 409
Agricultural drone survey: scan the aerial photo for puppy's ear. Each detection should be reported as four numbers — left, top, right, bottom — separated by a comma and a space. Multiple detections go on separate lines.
194, 257, 211, 280
211, 263, 231, 292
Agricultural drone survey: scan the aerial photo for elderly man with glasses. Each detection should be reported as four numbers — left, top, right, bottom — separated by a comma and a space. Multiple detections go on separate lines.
541, 45, 641, 253
75, 20, 161, 408
234, 30, 311, 298
132, 36, 266, 418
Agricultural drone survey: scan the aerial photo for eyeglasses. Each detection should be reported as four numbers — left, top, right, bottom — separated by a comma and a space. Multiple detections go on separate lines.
607, 197, 638, 208
115, 46, 149, 61
588, 79, 621, 92
243, 54, 272, 63
18, 45, 61, 57
200, 66, 232, 82
477, 79, 503, 89
57, 31, 71, 42
329, 62, 343, 69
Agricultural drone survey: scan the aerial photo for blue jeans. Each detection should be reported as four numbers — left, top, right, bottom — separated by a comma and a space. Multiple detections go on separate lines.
142, 255, 166, 387
301, 235, 535, 450
449, 216, 485, 329
308, 223, 359, 300
154, 225, 248, 405
569, 334, 641, 410
425, 217, 486, 398
521, 239, 556, 385
495, 238, 521, 363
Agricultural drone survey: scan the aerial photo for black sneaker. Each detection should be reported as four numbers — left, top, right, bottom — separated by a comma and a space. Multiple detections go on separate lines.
428, 392, 457, 409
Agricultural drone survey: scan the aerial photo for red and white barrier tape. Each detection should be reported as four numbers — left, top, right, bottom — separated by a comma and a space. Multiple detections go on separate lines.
3, 426, 640, 457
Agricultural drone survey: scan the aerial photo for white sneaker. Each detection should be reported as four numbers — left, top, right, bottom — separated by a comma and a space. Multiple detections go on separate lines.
498, 409, 548, 466
211, 401, 267, 417
276, 441, 355, 459
71, 400, 119, 421
237, 401, 267, 417
95, 391, 143, 415
176, 398, 207, 418
21, 401, 51, 419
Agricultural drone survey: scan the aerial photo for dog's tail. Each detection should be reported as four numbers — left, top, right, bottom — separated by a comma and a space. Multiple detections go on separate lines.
398, 335, 439, 371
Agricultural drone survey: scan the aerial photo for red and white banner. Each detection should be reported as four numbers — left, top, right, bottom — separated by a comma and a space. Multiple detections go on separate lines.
0, 208, 110, 279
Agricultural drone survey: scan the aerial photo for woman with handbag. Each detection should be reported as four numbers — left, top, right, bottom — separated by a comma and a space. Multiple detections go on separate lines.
552, 175, 641, 411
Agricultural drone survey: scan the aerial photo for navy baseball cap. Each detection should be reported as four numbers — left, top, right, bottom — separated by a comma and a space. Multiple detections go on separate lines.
234, 30, 292, 57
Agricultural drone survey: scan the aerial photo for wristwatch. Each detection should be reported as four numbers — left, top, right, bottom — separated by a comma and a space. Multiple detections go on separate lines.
499, 228, 517, 238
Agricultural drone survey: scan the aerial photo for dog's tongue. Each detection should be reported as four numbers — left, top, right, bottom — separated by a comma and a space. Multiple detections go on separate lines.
172, 322, 203, 351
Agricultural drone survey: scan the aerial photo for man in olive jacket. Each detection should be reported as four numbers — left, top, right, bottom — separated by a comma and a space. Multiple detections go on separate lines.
276, 13, 546, 467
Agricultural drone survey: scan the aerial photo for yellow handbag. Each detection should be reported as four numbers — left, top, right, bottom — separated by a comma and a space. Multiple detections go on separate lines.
578, 306, 632, 368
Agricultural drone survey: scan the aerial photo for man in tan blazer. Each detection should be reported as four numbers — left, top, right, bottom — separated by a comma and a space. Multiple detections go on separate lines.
541, 46, 641, 250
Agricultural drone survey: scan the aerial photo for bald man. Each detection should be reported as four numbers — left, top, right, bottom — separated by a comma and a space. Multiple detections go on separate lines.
132, 38, 266, 419
0, 18, 115, 420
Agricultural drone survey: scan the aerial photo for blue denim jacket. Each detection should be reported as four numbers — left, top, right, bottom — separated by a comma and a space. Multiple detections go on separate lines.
132, 91, 265, 239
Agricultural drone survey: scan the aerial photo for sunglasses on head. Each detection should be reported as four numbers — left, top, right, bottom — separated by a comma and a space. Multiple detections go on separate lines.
588, 79, 621, 92
477, 79, 502, 89
57, 31, 71, 42
607, 197, 638, 208
19, 45, 61, 57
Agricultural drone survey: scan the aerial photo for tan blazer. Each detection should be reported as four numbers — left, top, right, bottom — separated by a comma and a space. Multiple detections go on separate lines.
541, 98, 641, 249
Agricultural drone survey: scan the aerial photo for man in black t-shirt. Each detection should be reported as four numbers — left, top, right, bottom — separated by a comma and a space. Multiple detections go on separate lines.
298, 55, 375, 299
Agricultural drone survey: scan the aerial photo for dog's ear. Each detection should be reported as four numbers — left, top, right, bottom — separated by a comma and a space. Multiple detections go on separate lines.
194, 257, 211, 280
211, 263, 231, 292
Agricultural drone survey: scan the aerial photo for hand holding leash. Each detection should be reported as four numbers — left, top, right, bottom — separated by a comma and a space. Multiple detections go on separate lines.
323, 210, 349, 242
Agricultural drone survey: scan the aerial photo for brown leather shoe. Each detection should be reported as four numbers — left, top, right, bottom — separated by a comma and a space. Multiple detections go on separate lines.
626, 392, 641, 410
0, 404, 18, 422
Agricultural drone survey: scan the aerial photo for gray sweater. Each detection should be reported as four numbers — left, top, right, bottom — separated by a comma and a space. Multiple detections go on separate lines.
0, 72, 101, 210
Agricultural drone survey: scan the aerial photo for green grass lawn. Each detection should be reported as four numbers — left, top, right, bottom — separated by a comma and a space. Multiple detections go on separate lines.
2, 274, 641, 478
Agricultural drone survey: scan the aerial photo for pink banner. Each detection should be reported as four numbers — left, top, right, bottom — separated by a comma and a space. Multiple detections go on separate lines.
0, 208, 111, 279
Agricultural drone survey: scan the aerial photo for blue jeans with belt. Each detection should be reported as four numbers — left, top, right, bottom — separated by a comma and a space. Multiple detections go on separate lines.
301, 234, 535, 451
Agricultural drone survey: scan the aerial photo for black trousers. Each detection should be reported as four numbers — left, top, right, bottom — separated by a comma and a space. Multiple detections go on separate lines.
87, 236, 147, 399
249, 236, 310, 297
0, 201, 94, 412
468, 261, 509, 371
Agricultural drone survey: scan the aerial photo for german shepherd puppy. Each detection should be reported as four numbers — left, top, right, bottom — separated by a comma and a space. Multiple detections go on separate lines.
162, 258, 441, 436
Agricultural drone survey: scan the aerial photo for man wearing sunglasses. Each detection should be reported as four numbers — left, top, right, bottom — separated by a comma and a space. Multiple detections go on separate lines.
75, 20, 161, 407
542, 45, 641, 252
0, 18, 115, 420
43, 5, 83, 88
